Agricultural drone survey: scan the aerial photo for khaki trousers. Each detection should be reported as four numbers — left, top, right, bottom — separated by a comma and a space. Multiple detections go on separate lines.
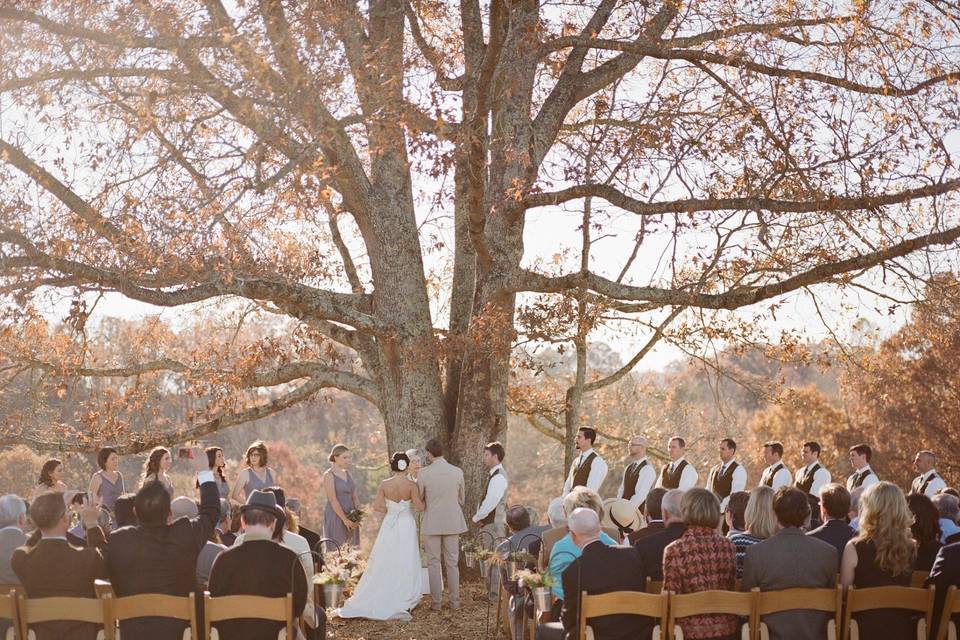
424, 533, 460, 607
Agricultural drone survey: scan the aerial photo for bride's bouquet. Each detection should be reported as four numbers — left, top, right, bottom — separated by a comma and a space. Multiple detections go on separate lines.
346, 508, 365, 524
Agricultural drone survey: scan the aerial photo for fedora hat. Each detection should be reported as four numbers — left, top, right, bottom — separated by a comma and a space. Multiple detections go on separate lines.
240, 489, 284, 519
602, 498, 641, 535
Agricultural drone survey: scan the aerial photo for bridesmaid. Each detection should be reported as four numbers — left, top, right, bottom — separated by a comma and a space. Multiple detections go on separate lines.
88, 447, 124, 512
323, 444, 360, 548
205, 446, 230, 498
230, 441, 280, 504
30, 458, 67, 500
140, 446, 175, 495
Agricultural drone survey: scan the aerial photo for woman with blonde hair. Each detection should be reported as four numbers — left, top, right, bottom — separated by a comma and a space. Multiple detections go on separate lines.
728, 485, 776, 577
841, 482, 916, 638
323, 443, 360, 547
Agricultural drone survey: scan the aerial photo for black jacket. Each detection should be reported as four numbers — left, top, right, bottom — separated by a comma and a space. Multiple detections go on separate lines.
633, 522, 686, 581
927, 541, 960, 639
561, 541, 652, 640
105, 479, 219, 640
208, 538, 309, 640
807, 519, 855, 567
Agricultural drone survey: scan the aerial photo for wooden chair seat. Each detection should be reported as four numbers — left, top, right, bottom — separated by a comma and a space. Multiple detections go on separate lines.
667, 589, 756, 640
579, 590, 667, 640
842, 585, 934, 640
203, 592, 294, 640
755, 586, 842, 640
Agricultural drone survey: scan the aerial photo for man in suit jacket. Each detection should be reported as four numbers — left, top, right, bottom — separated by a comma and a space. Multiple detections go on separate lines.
628, 488, 667, 544
208, 491, 309, 640
105, 453, 219, 640
418, 438, 467, 610
0, 494, 27, 584
807, 483, 854, 566
633, 488, 686, 581
12, 493, 107, 640
742, 488, 838, 640
927, 541, 960, 639
537, 508, 651, 640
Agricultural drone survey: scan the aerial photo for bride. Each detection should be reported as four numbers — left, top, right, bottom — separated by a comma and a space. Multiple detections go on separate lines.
336, 451, 425, 621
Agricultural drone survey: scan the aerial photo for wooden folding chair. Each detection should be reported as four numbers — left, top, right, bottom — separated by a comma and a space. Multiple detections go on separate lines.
912, 571, 929, 589
579, 590, 668, 640
667, 589, 757, 640
17, 594, 109, 640
842, 585, 934, 640
755, 586, 842, 640
203, 592, 294, 640
108, 593, 198, 640
0, 589, 20, 640
646, 577, 663, 594
935, 585, 960, 640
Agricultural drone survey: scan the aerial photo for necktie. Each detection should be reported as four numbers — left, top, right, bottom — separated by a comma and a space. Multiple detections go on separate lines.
670, 462, 675, 474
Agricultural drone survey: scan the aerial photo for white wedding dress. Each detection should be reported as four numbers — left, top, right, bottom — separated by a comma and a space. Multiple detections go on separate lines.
336, 498, 423, 621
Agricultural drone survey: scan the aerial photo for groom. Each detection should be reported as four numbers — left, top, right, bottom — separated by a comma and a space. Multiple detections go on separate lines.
418, 438, 467, 611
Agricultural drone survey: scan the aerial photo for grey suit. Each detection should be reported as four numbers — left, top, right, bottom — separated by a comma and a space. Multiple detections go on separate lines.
741, 527, 838, 640
418, 457, 467, 609
0, 526, 26, 584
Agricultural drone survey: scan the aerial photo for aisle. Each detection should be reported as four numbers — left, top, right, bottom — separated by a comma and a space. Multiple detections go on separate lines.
328, 579, 495, 639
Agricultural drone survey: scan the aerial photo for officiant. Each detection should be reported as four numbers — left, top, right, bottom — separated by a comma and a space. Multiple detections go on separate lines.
472, 441, 508, 600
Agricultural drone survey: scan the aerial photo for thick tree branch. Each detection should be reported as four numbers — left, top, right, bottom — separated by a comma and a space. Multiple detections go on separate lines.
403, 1, 464, 91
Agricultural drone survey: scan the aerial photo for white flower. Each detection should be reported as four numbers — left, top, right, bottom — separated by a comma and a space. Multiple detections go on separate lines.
397, 459, 408, 471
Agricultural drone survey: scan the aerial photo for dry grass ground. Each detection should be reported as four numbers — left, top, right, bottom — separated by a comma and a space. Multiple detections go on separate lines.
327, 577, 500, 639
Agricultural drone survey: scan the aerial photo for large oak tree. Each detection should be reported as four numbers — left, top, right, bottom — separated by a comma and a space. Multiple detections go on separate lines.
1, 0, 959, 506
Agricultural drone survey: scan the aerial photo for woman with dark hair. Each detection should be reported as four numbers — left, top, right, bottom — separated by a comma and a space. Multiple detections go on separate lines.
30, 458, 67, 500
337, 452, 425, 620
206, 447, 229, 498
229, 440, 280, 504
139, 446, 174, 495
88, 447, 124, 512
907, 492, 942, 570
323, 443, 360, 548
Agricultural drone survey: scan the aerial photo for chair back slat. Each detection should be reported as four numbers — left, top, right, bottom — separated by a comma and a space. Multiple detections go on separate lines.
203, 592, 294, 640
756, 586, 842, 614
578, 590, 666, 640
19, 596, 106, 624
670, 590, 755, 617
112, 593, 194, 620
842, 586, 935, 640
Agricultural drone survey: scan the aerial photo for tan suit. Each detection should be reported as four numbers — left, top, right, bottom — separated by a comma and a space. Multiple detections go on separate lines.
418, 457, 467, 608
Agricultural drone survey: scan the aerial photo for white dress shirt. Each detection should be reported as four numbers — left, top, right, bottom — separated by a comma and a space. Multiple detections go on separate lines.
709, 460, 747, 510
655, 458, 699, 490
912, 470, 946, 497
562, 449, 608, 496
759, 462, 792, 489
473, 464, 509, 523
617, 457, 657, 509
794, 463, 831, 496
847, 465, 879, 491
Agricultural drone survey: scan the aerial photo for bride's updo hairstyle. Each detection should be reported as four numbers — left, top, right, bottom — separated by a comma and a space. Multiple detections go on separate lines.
390, 452, 410, 473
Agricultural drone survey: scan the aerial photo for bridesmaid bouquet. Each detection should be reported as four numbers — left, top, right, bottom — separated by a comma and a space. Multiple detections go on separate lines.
346, 508, 365, 523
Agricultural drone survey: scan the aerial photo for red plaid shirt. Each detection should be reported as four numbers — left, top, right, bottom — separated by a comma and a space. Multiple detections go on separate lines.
663, 526, 738, 639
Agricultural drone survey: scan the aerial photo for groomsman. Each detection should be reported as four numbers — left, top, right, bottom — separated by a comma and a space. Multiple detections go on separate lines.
562, 427, 608, 497
795, 441, 832, 499
758, 442, 791, 489
911, 450, 946, 497
846, 444, 879, 491
617, 436, 657, 511
656, 437, 698, 490
472, 441, 508, 599
706, 438, 747, 510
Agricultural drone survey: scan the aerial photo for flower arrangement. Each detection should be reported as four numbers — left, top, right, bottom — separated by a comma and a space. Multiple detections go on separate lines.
346, 508, 365, 523
505, 550, 536, 566
314, 569, 350, 586
474, 547, 495, 562
461, 540, 479, 554
515, 569, 554, 590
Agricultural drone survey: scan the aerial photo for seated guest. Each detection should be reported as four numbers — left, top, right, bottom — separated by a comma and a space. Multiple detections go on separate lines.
197, 499, 230, 585
628, 487, 667, 543
807, 483, 855, 565
664, 489, 737, 640
105, 454, 219, 640
547, 487, 617, 604
724, 491, 750, 537
602, 498, 641, 542
285, 498, 319, 553
840, 482, 917, 639
933, 493, 960, 544
537, 508, 650, 640
907, 493, 942, 571
0, 495, 27, 584
538, 497, 567, 570
927, 541, 960, 639
634, 488, 687, 581
542, 490, 619, 571
113, 493, 138, 528
848, 486, 864, 531
208, 490, 309, 640
501, 505, 548, 639
171, 495, 199, 520
742, 488, 838, 640
729, 486, 776, 577
11, 493, 106, 640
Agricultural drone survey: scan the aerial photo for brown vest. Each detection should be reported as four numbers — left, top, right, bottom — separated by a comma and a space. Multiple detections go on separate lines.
659, 460, 688, 489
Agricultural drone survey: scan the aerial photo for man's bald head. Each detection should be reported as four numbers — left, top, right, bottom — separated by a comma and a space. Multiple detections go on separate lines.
568, 507, 602, 549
